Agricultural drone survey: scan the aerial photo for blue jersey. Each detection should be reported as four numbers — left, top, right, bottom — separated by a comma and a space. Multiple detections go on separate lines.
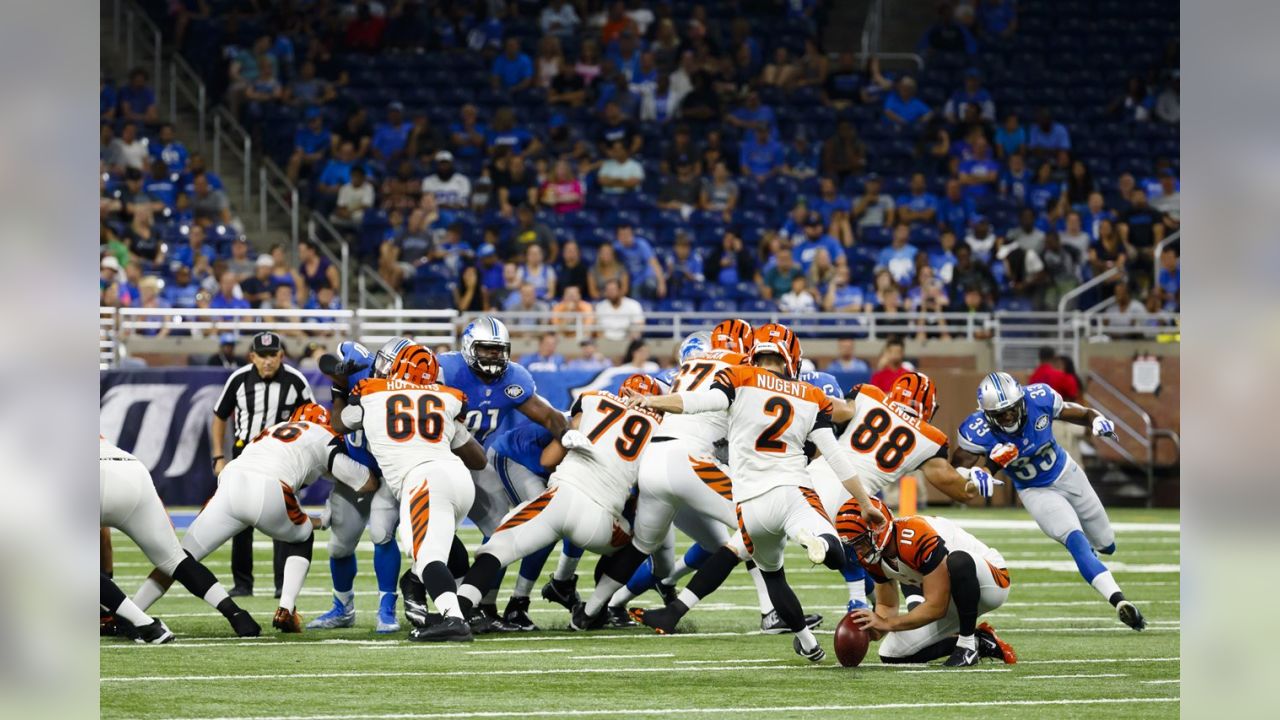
489, 420, 554, 478
655, 366, 679, 387
337, 341, 380, 474
957, 383, 1066, 489
799, 370, 842, 399
438, 351, 537, 449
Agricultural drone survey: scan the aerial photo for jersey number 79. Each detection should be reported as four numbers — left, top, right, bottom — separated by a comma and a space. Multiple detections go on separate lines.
584, 398, 653, 460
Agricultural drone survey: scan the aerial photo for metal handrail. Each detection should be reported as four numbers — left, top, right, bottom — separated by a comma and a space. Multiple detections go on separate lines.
1151, 230, 1180, 289
212, 109, 252, 211
1086, 370, 1163, 506
170, 54, 207, 149
307, 212, 353, 309
1057, 265, 1121, 342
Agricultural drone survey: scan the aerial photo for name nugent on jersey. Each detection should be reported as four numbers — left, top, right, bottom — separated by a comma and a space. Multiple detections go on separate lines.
754, 372, 808, 398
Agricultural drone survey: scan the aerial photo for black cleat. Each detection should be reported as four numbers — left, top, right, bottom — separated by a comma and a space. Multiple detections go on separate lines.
409, 615, 474, 643
1117, 600, 1147, 631
503, 596, 538, 631
404, 598, 431, 629
943, 644, 981, 667
229, 609, 261, 637
569, 602, 607, 631
479, 602, 520, 632
655, 580, 678, 606
760, 610, 824, 634
606, 605, 636, 628
540, 575, 580, 611
792, 635, 825, 662
100, 612, 119, 637
133, 618, 176, 645
228, 586, 253, 598
631, 606, 680, 635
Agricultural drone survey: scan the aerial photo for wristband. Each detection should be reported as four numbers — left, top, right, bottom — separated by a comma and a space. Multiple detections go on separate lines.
212, 455, 225, 461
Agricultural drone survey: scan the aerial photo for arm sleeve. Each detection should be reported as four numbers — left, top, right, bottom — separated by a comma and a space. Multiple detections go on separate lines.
811, 425, 857, 482
707, 369, 737, 403
340, 403, 364, 431
213, 373, 238, 420
676, 389, 731, 414
327, 450, 373, 492
450, 421, 474, 450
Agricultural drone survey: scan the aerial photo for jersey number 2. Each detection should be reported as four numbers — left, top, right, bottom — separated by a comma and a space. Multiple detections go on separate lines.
386, 394, 445, 443
754, 397, 794, 453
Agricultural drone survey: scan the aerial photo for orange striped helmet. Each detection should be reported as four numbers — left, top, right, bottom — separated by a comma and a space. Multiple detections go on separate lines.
389, 344, 439, 385
750, 323, 802, 376
710, 318, 754, 353
887, 371, 939, 422
837, 496, 895, 565
620, 373, 663, 397
290, 402, 331, 426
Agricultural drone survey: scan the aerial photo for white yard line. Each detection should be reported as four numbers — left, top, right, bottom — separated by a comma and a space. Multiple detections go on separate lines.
568, 653, 675, 660
673, 658, 787, 665
950, 519, 1178, 532
1022, 673, 1128, 680
896, 668, 1013, 674
465, 648, 568, 655
1144, 679, 1181, 684
102, 665, 818, 683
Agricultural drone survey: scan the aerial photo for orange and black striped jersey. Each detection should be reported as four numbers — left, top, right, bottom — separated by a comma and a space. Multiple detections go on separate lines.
656, 349, 749, 452
554, 390, 661, 515
351, 377, 469, 495
708, 365, 834, 502
231, 420, 370, 493
835, 507, 1006, 586
838, 384, 950, 494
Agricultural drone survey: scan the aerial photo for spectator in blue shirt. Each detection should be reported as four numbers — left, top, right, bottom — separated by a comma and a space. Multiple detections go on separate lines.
519, 333, 566, 373
614, 222, 667, 299
1156, 246, 1179, 311
739, 125, 787, 181
304, 286, 343, 326
491, 37, 534, 92
726, 91, 777, 136
1082, 192, 1115, 241
1027, 161, 1064, 219
793, 211, 844, 273
117, 68, 158, 125
938, 178, 976, 233
944, 69, 996, 125
162, 265, 201, 308
287, 108, 331, 184
897, 172, 939, 225
783, 133, 821, 180
476, 243, 507, 304
665, 231, 705, 298
931, 230, 960, 284
171, 224, 215, 269
825, 337, 871, 374
607, 31, 643, 80
822, 266, 867, 314
486, 107, 542, 159
101, 77, 117, 120
149, 124, 189, 175
958, 135, 1000, 201
884, 76, 933, 127
143, 159, 179, 209
181, 152, 223, 195
994, 112, 1027, 159
811, 176, 853, 226
210, 271, 249, 316
877, 223, 920, 286
316, 141, 358, 196
978, 0, 1018, 42
371, 101, 413, 166
999, 152, 1032, 206
918, 3, 978, 56
1028, 108, 1071, 159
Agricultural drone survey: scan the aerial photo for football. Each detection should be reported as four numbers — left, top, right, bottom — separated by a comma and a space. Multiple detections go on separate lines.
834, 612, 871, 667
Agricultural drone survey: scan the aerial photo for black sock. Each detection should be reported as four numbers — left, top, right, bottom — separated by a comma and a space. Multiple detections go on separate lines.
215, 597, 244, 619
230, 527, 254, 589
447, 536, 470, 578
284, 534, 315, 563
171, 553, 222, 600
272, 538, 286, 593
819, 533, 845, 571
761, 567, 806, 632
882, 637, 957, 663
946, 551, 979, 637
603, 544, 649, 585
684, 546, 742, 602
100, 572, 126, 612
420, 561, 457, 602
459, 554, 503, 615
1108, 591, 1125, 607
400, 569, 427, 605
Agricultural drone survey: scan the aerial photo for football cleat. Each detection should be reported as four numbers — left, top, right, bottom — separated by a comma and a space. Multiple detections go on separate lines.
943, 644, 981, 667
976, 622, 1017, 664
465, 609, 514, 635
655, 580, 678, 606
846, 599, 870, 613
792, 635, 825, 663
796, 529, 829, 565
630, 606, 679, 635
1117, 600, 1147, 631
606, 605, 636, 628
306, 597, 356, 630
100, 613, 119, 637
479, 603, 520, 633
272, 607, 303, 633
133, 618, 176, 645
376, 593, 401, 634
409, 615, 474, 643
760, 610, 824, 634
503, 596, 539, 631
569, 602, 607, 631
229, 609, 262, 637
540, 575, 580, 611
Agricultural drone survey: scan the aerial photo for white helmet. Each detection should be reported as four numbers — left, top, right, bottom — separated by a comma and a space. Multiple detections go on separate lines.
678, 331, 712, 362
977, 372, 1026, 433
461, 316, 512, 379
372, 337, 414, 378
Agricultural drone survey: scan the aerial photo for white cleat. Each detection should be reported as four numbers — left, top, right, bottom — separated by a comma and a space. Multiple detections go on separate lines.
796, 529, 828, 565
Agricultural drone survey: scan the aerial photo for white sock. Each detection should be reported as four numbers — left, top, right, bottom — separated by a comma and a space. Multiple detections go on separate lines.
553, 552, 581, 581
114, 597, 154, 627
279, 556, 310, 612
513, 575, 535, 599
956, 633, 976, 650
585, 577, 625, 616
609, 585, 637, 607
336, 590, 356, 608
846, 580, 868, 606
795, 627, 818, 651
201, 584, 230, 609
676, 587, 701, 610
132, 577, 167, 613
459, 583, 482, 606
435, 591, 462, 619
748, 565, 774, 614
1090, 570, 1122, 602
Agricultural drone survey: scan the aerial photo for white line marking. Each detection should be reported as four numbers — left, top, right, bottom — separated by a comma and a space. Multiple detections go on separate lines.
672, 658, 787, 665
465, 648, 568, 655
856, 657, 1179, 668
949, 519, 1179, 532
101, 665, 815, 683
1145, 679, 1181, 684
161, 697, 1180, 720
1022, 673, 1128, 680
897, 668, 1013, 674
568, 653, 674, 660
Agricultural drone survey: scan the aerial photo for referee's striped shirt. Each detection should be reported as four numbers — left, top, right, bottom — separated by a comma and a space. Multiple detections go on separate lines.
213, 363, 314, 449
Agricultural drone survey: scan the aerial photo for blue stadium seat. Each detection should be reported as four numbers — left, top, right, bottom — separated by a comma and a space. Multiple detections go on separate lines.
740, 298, 775, 314
699, 298, 737, 315
657, 298, 694, 313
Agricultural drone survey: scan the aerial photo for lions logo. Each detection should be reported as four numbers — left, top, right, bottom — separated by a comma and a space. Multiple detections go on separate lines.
1035, 415, 1050, 430
504, 384, 526, 400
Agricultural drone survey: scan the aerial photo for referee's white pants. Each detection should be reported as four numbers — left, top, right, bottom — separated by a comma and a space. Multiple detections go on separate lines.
180, 467, 313, 561
100, 458, 187, 576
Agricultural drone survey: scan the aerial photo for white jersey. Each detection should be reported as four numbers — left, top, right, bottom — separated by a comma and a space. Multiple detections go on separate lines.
656, 349, 747, 453
710, 365, 835, 502
420, 173, 472, 208
350, 377, 470, 496
844, 512, 1005, 586
551, 391, 659, 515
838, 384, 950, 494
230, 419, 370, 493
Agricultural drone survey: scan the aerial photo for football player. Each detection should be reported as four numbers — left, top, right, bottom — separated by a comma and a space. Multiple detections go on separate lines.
626, 323, 883, 662
841, 496, 1019, 667
440, 317, 572, 629
341, 345, 488, 642
131, 404, 373, 632
453, 374, 659, 632
309, 339, 405, 633
100, 437, 258, 640
952, 372, 1146, 631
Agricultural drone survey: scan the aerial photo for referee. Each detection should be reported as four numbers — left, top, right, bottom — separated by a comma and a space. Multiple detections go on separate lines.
210, 331, 313, 597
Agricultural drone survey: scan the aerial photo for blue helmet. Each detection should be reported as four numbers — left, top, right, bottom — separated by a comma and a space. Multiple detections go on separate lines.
372, 338, 413, 378
461, 315, 512, 379
678, 330, 712, 363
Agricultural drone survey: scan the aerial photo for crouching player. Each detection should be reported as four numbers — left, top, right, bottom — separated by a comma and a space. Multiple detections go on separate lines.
100, 437, 259, 641
841, 496, 1018, 667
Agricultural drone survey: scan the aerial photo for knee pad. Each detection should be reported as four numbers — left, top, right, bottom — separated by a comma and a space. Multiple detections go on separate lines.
367, 511, 398, 545
1099, 542, 1116, 555
945, 549, 976, 576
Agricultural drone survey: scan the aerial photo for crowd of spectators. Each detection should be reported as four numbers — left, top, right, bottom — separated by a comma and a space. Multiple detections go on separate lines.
108, 0, 1180, 343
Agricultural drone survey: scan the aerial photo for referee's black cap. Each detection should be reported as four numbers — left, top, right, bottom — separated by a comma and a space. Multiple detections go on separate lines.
251, 331, 283, 355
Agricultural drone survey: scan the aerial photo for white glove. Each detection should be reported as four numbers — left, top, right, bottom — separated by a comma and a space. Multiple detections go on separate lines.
1091, 415, 1117, 439
959, 466, 1003, 498
317, 506, 332, 530
560, 429, 591, 450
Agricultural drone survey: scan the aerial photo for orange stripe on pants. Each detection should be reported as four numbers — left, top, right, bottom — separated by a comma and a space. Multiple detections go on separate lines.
410, 485, 431, 558
496, 488, 557, 532
735, 504, 754, 556
799, 487, 832, 523
281, 483, 308, 526
989, 562, 1011, 589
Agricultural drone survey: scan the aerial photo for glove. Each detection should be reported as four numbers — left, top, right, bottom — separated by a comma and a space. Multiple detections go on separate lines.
959, 467, 1003, 498
560, 429, 591, 450
318, 505, 332, 531
988, 442, 1019, 467
333, 359, 368, 378
1092, 415, 1117, 439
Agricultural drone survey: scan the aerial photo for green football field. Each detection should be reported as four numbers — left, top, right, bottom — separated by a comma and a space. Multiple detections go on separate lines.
100, 506, 1180, 719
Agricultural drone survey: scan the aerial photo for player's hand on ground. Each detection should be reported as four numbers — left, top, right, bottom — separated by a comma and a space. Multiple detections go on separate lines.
1091, 416, 1118, 440
988, 442, 1019, 467
850, 609, 890, 633
560, 428, 591, 450
959, 467, 1002, 498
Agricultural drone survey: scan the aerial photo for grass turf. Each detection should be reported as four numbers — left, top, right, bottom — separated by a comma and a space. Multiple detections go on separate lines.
101, 506, 1179, 719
